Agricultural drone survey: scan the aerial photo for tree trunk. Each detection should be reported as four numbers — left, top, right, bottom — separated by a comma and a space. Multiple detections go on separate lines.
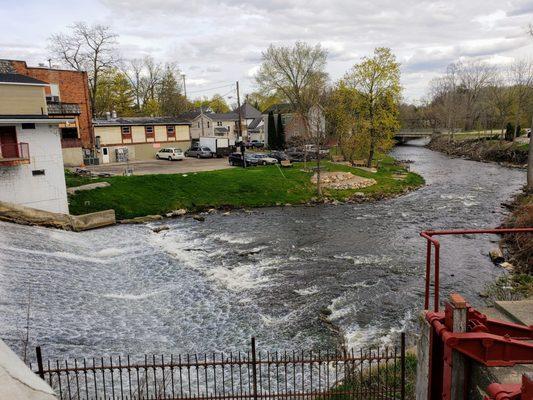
367, 133, 375, 168
527, 117, 533, 193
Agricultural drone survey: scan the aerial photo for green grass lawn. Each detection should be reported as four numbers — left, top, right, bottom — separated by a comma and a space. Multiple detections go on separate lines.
68, 157, 424, 220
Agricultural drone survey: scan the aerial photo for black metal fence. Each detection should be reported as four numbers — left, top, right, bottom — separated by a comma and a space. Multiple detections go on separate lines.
32, 333, 406, 400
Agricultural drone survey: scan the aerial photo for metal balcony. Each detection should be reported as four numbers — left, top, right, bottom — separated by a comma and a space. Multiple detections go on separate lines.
47, 102, 81, 115
0, 142, 30, 166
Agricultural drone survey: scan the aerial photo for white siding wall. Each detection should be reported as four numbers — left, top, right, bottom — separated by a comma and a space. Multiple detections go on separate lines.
0, 123, 68, 214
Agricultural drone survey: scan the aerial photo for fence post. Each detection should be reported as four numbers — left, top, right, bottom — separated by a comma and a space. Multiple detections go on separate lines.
36, 346, 44, 380
251, 337, 258, 400
401, 332, 406, 400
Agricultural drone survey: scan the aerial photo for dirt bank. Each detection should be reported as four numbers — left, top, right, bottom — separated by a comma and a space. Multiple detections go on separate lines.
427, 135, 528, 167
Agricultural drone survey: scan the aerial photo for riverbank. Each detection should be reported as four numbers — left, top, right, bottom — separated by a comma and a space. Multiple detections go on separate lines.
427, 135, 528, 167
482, 190, 533, 303
68, 156, 424, 220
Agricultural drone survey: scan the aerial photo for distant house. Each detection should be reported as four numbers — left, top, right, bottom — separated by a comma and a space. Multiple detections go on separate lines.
181, 102, 264, 145
263, 103, 325, 148
235, 102, 264, 142
0, 59, 93, 167
0, 73, 72, 213
93, 115, 191, 164
181, 111, 240, 145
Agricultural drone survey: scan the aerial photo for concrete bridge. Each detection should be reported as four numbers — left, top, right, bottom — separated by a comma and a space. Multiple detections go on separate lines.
394, 130, 437, 143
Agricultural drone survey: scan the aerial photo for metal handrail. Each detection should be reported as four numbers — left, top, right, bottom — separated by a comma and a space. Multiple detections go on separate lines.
420, 228, 533, 312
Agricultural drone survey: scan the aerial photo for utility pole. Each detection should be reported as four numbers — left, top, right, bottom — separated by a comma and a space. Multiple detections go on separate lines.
527, 112, 533, 193
200, 106, 205, 137
181, 74, 187, 99
236, 81, 243, 142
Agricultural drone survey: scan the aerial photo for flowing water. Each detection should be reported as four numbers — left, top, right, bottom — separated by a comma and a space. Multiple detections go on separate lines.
0, 141, 526, 362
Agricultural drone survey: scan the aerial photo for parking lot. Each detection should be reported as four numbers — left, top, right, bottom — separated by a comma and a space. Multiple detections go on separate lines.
78, 157, 233, 176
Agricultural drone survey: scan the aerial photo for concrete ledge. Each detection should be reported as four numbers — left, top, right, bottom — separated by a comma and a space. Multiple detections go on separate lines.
70, 210, 116, 231
0, 339, 57, 400
0, 201, 72, 230
495, 300, 533, 326
0, 200, 115, 231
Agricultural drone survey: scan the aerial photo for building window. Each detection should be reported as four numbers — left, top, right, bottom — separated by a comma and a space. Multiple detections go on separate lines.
21, 123, 36, 130
32, 170, 45, 176
207, 121, 210, 128
217, 121, 222, 126
121, 126, 131, 139
61, 127, 78, 140
166, 125, 175, 138
145, 126, 154, 139
197, 122, 200, 128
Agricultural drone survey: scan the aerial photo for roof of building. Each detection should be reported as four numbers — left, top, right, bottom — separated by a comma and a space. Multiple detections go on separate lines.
248, 116, 264, 129
264, 103, 293, 114
93, 117, 191, 126
234, 102, 262, 119
0, 73, 48, 85
179, 111, 239, 122
178, 111, 202, 121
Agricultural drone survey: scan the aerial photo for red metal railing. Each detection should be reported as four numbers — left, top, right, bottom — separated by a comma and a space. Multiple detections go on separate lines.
420, 228, 533, 312
0, 142, 30, 161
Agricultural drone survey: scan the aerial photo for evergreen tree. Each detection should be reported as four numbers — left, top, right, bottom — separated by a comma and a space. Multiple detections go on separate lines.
276, 113, 286, 149
267, 111, 277, 149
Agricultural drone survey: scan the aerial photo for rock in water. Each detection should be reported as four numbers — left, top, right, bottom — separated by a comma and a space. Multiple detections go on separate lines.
500, 262, 514, 272
193, 215, 205, 222
489, 248, 504, 263
152, 225, 170, 233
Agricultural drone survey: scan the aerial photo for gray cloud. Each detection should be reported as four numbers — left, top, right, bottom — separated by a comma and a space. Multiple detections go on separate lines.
2, 0, 533, 100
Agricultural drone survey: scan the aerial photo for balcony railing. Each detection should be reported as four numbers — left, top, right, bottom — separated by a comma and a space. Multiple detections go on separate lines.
61, 137, 82, 148
47, 102, 81, 115
0, 142, 30, 166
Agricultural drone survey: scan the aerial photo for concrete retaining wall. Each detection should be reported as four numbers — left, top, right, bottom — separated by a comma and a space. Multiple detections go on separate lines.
0, 339, 57, 400
70, 210, 116, 231
0, 200, 115, 231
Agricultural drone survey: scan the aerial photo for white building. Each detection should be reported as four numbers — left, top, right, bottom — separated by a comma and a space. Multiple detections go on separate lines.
0, 73, 71, 214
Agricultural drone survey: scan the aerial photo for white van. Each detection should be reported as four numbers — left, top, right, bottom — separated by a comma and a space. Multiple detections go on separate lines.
156, 148, 185, 161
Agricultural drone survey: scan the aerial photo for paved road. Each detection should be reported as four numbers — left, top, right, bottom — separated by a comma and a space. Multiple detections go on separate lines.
77, 157, 233, 176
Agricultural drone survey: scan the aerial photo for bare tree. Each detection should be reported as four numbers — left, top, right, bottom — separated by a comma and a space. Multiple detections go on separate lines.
456, 60, 494, 131
509, 59, 533, 138
256, 42, 328, 193
123, 58, 145, 111
49, 22, 119, 116
487, 71, 513, 138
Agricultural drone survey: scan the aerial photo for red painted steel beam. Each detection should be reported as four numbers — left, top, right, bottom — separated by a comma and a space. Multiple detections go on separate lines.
485, 383, 522, 400
420, 228, 533, 312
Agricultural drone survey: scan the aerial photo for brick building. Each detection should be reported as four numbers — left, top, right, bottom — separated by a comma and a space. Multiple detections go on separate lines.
0, 59, 93, 166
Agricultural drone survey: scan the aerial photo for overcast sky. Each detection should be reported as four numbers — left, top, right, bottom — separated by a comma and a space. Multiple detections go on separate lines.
1, 0, 532, 103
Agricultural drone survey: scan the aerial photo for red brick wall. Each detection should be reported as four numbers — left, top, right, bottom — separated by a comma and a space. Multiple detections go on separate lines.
9, 60, 93, 149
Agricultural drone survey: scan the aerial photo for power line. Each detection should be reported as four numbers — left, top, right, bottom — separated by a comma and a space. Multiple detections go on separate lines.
186, 82, 235, 95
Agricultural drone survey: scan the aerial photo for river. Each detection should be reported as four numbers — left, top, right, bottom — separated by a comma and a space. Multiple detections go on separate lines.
0, 141, 526, 362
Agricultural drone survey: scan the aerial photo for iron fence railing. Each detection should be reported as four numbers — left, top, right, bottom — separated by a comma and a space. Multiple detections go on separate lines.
32, 334, 406, 400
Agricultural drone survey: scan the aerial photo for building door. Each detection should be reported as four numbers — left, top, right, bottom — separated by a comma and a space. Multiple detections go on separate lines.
102, 147, 110, 164
0, 126, 19, 158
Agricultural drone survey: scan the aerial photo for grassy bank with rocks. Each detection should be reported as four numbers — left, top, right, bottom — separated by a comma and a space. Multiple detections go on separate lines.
67, 156, 424, 220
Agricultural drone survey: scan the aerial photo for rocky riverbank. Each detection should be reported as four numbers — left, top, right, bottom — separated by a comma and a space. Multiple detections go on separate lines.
427, 135, 528, 168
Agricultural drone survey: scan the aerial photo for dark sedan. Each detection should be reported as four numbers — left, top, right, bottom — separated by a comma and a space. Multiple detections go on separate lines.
228, 152, 260, 166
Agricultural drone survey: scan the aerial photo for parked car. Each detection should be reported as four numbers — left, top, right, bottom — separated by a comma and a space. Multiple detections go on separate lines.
268, 151, 290, 162
185, 146, 214, 158
228, 152, 260, 166
246, 140, 264, 148
247, 153, 278, 165
155, 147, 185, 161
